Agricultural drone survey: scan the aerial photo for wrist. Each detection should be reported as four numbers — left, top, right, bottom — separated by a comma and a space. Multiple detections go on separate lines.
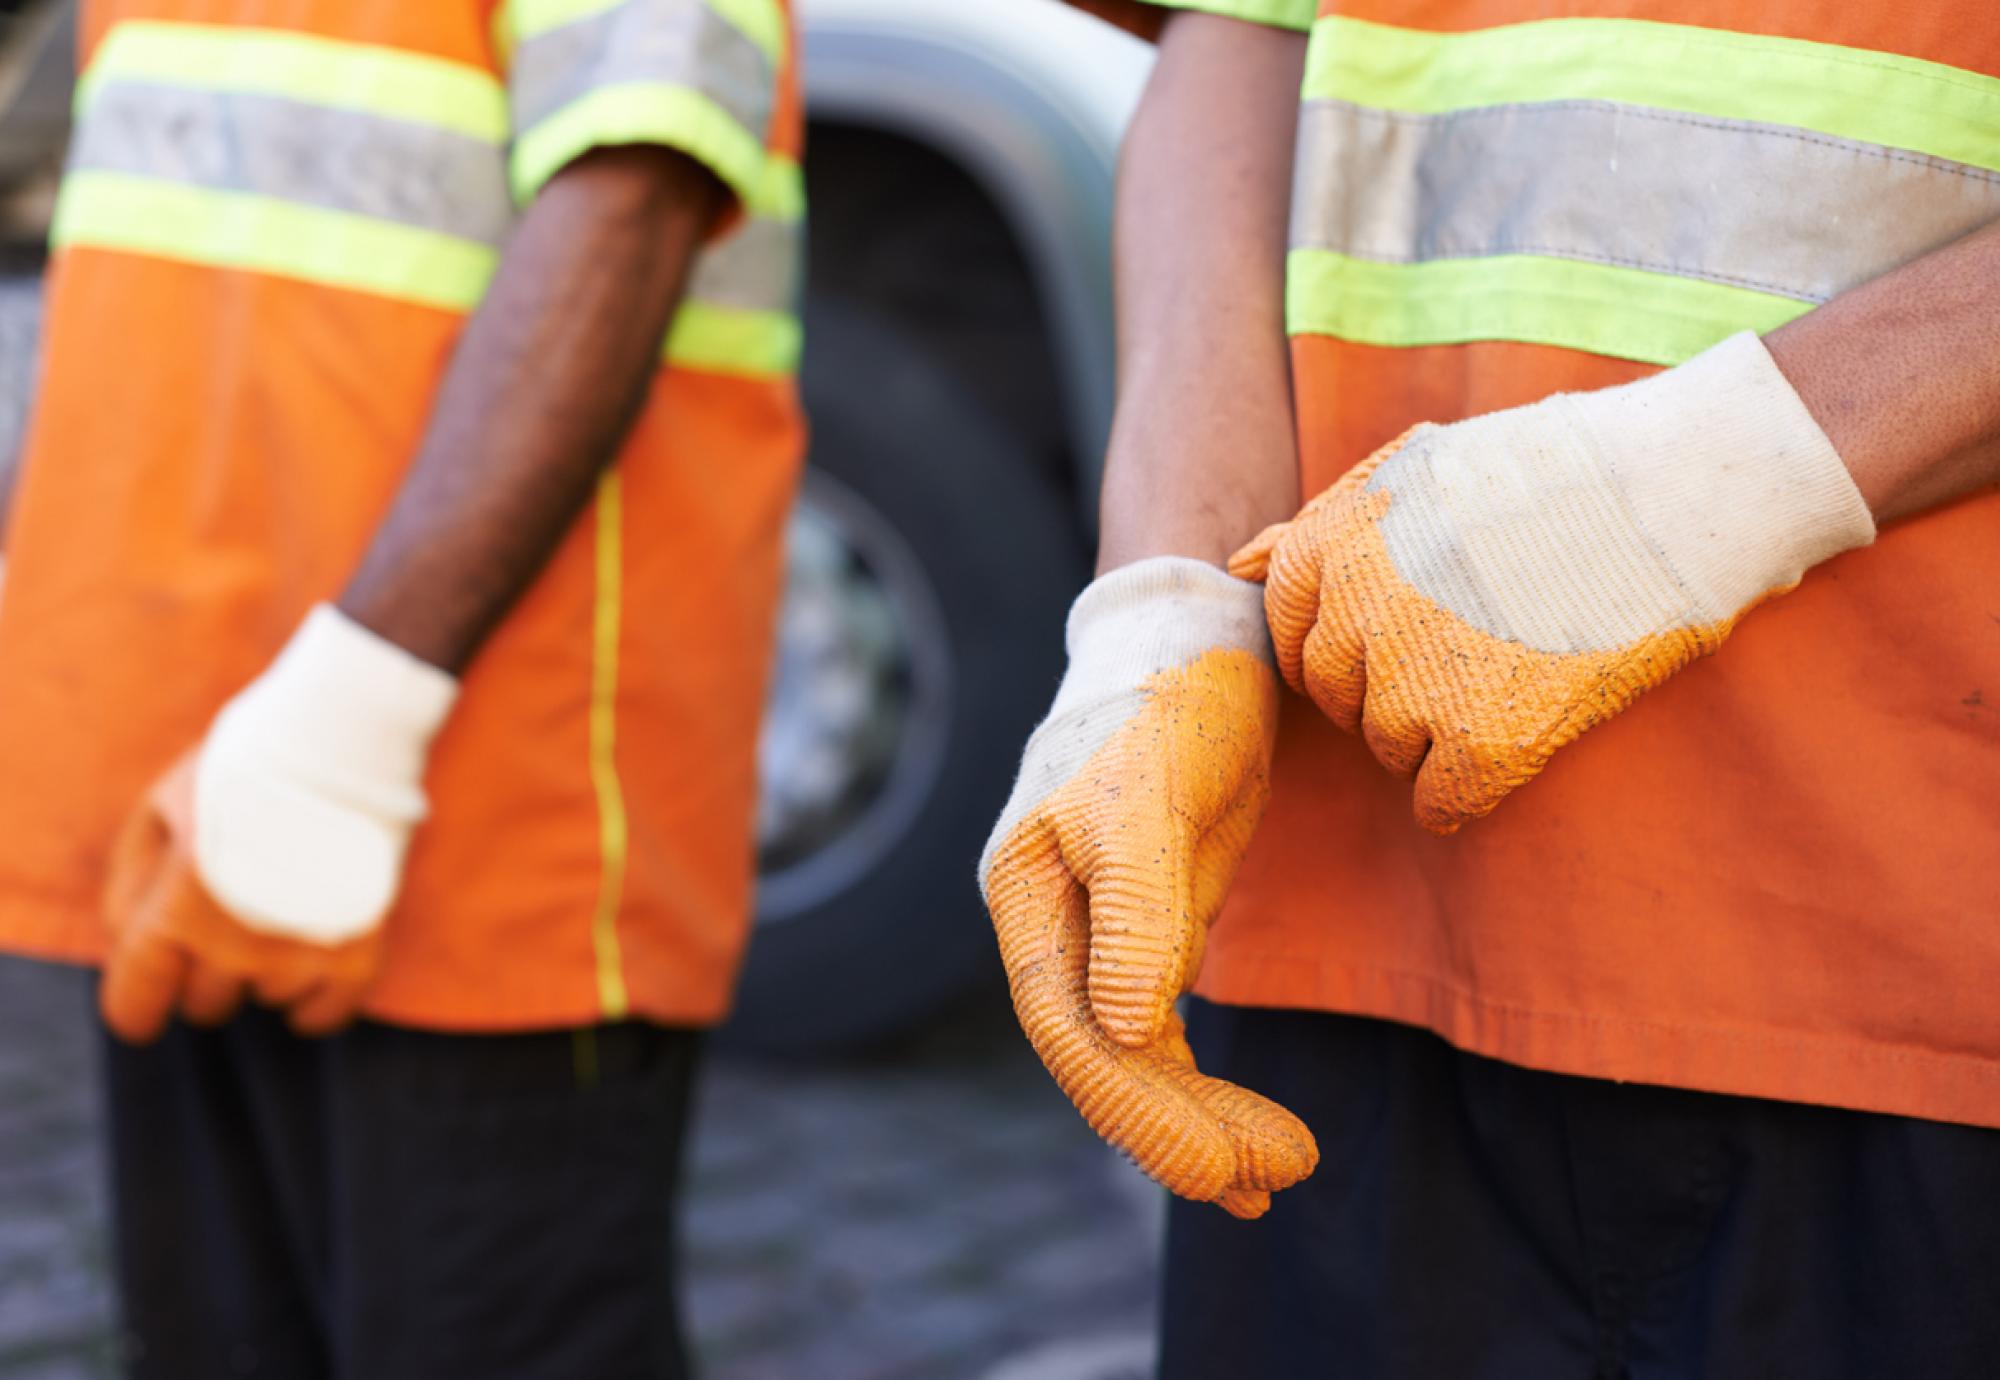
218, 605, 459, 795
1062, 557, 1271, 691
191, 606, 459, 943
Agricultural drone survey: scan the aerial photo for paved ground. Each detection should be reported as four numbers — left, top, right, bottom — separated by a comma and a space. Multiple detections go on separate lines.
0, 275, 1161, 1380
0, 956, 1162, 1380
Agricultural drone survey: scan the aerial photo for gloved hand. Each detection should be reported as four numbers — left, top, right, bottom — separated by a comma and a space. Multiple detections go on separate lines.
981, 558, 1317, 1218
101, 605, 457, 1041
1231, 331, 1875, 835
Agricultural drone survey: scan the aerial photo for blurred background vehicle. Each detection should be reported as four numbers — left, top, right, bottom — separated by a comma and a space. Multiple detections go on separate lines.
0, 0, 1154, 1052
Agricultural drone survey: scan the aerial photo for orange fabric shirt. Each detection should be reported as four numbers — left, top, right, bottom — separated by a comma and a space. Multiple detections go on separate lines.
0, 0, 806, 1031
1088, 0, 2000, 1126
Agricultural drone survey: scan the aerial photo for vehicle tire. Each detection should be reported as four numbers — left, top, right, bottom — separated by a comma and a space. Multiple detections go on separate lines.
719, 298, 1087, 1054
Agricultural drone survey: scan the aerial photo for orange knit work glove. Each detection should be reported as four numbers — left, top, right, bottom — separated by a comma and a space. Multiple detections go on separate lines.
981, 558, 1318, 1219
101, 754, 385, 1041
1231, 332, 1876, 835
99, 605, 458, 1043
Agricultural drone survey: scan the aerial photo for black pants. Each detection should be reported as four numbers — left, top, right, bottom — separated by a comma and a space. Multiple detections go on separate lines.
1162, 1000, 2000, 1380
101, 1010, 701, 1380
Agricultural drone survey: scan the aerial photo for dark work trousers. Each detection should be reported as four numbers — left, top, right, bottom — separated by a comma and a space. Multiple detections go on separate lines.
1161, 999, 2000, 1380
100, 1008, 701, 1380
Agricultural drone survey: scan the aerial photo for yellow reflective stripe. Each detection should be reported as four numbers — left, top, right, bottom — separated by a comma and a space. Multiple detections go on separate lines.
588, 470, 632, 1021
79, 20, 506, 143
511, 81, 767, 207
1304, 16, 2000, 174
749, 152, 804, 223
1143, 0, 1315, 32
51, 171, 496, 313
1286, 248, 1811, 368
506, 0, 784, 64
664, 300, 801, 377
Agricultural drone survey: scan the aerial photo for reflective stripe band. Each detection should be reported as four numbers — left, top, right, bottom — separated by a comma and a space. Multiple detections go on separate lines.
509, 0, 775, 206
665, 300, 801, 376
587, 469, 632, 1021
1286, 248, 1811, 368
511, 81, 770, 208
79, 21, 506, 143
71, 82, 514, 247
747, 151, 805, 222
52, 171, 499, 313
687, 214, 800, 312
1304, 16, 2000, 174
55, 172, 801, 374
508, 0, 785, 65
1291, 99, 2000, 308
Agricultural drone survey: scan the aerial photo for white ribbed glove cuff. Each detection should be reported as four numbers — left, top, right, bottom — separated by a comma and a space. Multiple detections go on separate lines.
1564, 331, 1877, 619
1051, 557, 1271, 713
193, 605, 459, 943
980, 558, 1268, 886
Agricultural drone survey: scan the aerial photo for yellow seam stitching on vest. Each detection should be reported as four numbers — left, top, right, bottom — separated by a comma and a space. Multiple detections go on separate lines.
589, 471, 632, 1021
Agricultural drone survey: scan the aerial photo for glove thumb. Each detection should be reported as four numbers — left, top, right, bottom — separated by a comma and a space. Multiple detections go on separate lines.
1227, 523, 1289, 583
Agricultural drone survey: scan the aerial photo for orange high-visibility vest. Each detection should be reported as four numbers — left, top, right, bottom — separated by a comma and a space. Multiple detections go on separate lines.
1073, 0, 2000, 1127
0, 0, 806, 1031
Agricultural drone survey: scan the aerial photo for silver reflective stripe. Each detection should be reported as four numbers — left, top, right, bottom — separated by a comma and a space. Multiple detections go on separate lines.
510, 0, 773, 141
1292, 98, 2000, 304
70, 80, 514, 247
686, 213, 799, 313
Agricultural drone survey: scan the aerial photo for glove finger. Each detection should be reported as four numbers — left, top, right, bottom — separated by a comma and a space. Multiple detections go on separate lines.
1188, 771, 1270, 933
1412, 733, 1527, 837
103, 780, 176, 936
1259, 524, 1325, 695
1158, 1051, 1319, 1195
99, 930, 188, 1046
286, 977, 366, 1038
179, 960, 247, 1028
251, 964, 321, 1009
1360, 687, 1433, 782
1226, 522, 1289, 584
991, 823, 1240, 1204
1299, 609, 1368, 733
1082, 801, 1197, 1051
1217, 1187, 1273, 1220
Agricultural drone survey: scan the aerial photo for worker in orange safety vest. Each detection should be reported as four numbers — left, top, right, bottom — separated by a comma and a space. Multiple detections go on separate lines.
985, 2, 2000, 1375
0, 1, 803, 1374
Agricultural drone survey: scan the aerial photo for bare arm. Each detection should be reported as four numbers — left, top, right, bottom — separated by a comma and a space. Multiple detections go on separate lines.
340, 145, 725, 671
1094, 13, 1308, 574
1769, 220, 2000, 523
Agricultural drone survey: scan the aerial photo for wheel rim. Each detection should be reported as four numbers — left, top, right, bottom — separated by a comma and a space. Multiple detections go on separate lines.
754, 467, 954, 925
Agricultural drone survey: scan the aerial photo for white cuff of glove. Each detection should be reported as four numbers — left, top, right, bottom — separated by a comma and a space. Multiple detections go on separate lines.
1376, 332, 1875, 655
1562, 330, 1877, 620
194, 605, 459, 944
979, 557, 1268, 885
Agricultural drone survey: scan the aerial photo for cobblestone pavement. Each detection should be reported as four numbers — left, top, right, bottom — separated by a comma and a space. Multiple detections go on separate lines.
0, 958, 1161, 1380
0, 272, 1160, 1378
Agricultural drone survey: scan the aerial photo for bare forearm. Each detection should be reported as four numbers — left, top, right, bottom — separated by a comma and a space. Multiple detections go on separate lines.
1094, 14, 1307, 574
1768, 219, 2000, 524
340, 146, 724, 671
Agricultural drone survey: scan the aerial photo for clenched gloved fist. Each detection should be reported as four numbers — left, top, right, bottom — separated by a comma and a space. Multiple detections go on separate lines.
101, 606, 457, 1041
981, 558, 1317, 1219
1231, 331, 1876, 835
